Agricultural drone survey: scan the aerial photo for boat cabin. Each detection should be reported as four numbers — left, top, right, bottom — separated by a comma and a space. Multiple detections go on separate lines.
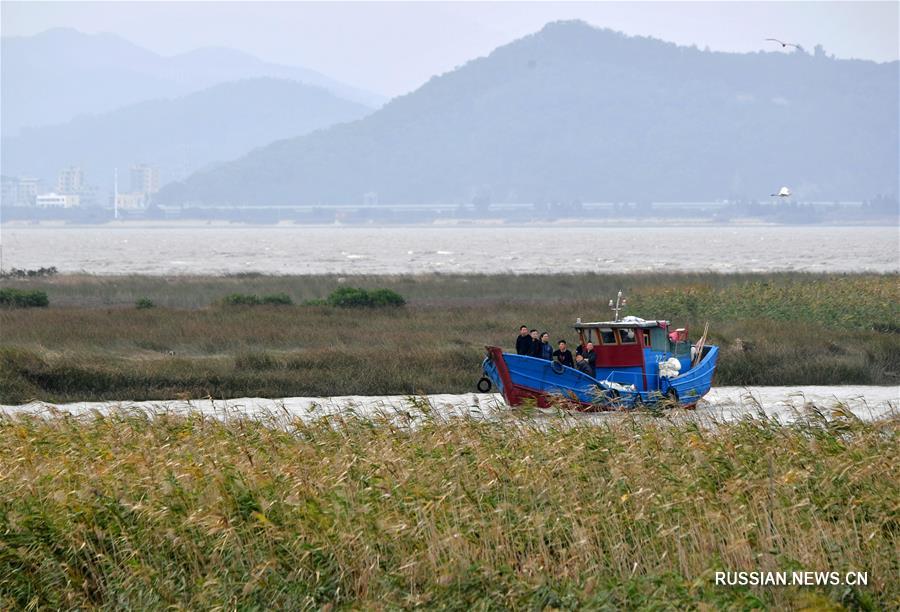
573, 317, 693, 391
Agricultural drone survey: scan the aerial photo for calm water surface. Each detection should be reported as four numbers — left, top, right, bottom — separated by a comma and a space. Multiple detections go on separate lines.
4, 387, 897, 425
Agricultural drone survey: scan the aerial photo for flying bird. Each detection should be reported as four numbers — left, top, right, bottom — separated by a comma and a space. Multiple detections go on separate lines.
765, 38, 801, 50
771, 186, 792, 197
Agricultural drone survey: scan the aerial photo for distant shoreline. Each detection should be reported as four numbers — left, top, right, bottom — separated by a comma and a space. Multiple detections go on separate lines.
2, 218, 898, 230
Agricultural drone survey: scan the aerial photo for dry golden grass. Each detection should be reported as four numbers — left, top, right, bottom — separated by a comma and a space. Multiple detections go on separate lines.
0, 304, 897, 403
1, 273, 898, 402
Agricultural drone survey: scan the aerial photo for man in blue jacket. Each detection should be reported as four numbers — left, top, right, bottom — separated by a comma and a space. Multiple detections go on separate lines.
534, 332, 553, 359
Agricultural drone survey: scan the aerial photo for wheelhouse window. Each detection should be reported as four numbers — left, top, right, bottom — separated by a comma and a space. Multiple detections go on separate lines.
642, 330, 651, 346
618, 328, 637, 344
599, 328, 616, 345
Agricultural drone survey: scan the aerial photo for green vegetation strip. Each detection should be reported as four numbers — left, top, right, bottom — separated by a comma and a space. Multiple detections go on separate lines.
0, 274, 897, 402
0, 410, 895, 609
5, 272, 895, 322
0, 288, 48, 308
223, 292, 294, 306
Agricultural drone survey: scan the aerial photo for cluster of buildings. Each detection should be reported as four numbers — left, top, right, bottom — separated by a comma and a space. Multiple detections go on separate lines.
2, 175, 41, 208
115, 164, 161, 211
1, 164, 160, 211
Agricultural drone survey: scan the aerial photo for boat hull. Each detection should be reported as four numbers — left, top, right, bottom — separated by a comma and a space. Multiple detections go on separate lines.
481, 345, 719, 410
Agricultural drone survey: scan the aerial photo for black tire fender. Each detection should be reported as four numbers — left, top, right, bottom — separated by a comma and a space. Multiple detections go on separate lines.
476, 377, 492, 393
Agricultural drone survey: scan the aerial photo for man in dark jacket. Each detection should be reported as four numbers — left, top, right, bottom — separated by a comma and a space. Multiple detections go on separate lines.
584, 342, 597, 377
575, 354, 594, 376
515, 325, 531, 355
552, 340, 574, 368
529, 329, 541, 357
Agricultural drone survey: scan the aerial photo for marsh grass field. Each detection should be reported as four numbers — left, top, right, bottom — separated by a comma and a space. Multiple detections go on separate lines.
1, 272, 899, 609
1, 407, 897, 609
1, 272, 898, 403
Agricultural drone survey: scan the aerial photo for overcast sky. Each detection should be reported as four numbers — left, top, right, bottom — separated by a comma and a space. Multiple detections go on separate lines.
3, 1, 898, 97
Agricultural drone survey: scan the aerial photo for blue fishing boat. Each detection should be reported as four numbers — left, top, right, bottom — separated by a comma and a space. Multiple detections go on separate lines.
477, 292, 718, 410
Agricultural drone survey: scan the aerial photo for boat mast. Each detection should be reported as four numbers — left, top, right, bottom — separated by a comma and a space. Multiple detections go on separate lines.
608, 291, 627, 321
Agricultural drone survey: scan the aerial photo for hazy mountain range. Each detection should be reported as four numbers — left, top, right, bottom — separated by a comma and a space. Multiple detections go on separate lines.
1, 78, 372, 194
1, 27, 385, 137
159, 21, 899, 207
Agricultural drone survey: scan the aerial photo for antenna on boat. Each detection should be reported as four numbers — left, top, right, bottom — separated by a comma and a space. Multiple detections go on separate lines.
608, 291, 627, 321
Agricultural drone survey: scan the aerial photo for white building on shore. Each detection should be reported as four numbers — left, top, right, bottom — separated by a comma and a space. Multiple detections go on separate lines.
36, 192, 81, 208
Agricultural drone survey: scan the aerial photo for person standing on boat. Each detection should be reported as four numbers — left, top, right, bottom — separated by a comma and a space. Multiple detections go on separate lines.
584, 342, 597, 376
516, 326, 532, 355
552, 340, 574, 368
529, 329, 541, 356
536, 332, 553, 360
575, 354, 593, 377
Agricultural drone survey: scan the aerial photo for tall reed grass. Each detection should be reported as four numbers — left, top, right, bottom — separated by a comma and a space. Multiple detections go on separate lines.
0, 408, 895, 609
